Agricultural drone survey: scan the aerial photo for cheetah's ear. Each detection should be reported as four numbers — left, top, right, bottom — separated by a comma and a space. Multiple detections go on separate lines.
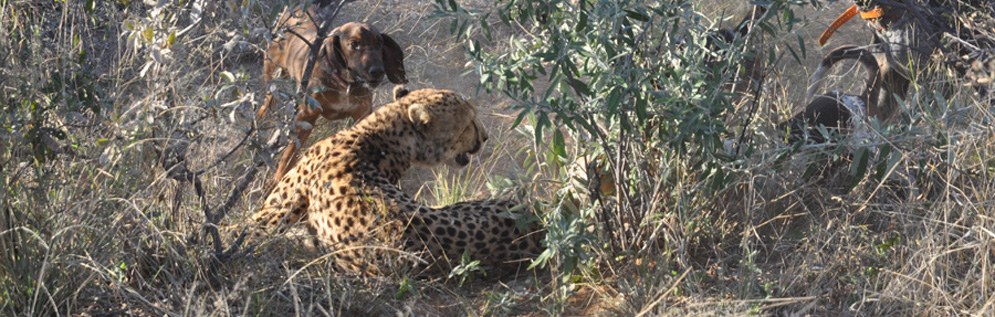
407, 103, 434, 125
393, 85, 409, 101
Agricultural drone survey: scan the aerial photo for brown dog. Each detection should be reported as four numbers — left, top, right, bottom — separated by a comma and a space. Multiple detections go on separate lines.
784, 45, 890, 144
259, 9, 406, 182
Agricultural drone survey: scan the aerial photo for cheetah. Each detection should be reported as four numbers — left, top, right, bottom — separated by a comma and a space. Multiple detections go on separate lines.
248, 88, 542, 275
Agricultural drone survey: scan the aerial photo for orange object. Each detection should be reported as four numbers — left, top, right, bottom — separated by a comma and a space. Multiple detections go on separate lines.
859, 7, 885, 19
818, 5, 858, 46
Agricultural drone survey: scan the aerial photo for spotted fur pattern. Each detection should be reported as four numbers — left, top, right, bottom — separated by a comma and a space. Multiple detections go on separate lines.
248, 88, 541, 275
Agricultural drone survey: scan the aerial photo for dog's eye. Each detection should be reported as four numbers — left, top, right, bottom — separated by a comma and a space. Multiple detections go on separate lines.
349, 41, 360, 49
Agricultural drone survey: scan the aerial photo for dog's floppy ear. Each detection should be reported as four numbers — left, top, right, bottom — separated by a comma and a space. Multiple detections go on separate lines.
324, 28, 348, 73
381, 33, 407, 84
407, 103, 433, 125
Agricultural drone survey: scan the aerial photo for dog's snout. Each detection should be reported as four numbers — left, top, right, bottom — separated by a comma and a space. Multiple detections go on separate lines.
368, 65, 385, 80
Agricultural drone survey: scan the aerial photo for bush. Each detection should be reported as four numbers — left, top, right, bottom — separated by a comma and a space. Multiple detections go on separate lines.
434, 0, 995, 314
433, 0, 807, 284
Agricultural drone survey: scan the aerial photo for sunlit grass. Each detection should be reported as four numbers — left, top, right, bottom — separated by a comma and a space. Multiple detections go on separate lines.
1, 0, 992, 315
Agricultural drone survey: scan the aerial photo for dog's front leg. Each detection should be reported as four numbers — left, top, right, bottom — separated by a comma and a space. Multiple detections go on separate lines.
274, 107, 322, 181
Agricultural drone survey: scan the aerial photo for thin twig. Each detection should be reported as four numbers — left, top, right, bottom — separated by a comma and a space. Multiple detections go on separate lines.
191, 126, 257, 176
733, 5, 771, 158
211, 161, 263, 224
636, 267, 692, 316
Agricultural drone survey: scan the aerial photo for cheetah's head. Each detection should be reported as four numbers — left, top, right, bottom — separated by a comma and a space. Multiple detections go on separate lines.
401, 89, 488, 168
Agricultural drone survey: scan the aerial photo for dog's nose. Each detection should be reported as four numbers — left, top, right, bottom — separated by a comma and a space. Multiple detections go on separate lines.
368, 65, 385, 80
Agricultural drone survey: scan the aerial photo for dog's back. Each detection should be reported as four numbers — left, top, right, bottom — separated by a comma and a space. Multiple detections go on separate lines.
805, 45, 881, 107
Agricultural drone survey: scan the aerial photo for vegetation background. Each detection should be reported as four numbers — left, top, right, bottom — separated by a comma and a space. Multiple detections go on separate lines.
1, 0, 992, 315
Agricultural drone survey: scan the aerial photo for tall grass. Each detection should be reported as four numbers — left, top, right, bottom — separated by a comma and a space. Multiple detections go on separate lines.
1, 0, 993, 315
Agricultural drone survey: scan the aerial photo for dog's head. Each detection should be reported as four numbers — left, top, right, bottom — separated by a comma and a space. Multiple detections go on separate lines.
323, 22, 407, 89
781, 92, 857, 145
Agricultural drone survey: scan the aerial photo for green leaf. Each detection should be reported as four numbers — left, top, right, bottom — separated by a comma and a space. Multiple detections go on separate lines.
796, 34, 806, 59
802, 159, 819, 179
144, 27, 153, 43
510, 109, 528, 130
552, 129, 567, 161
874, 144, 893, 181
786, 43, 801, 64
782, 7, 797, 31
567, 77, 591, 97
305, 95, 322, 111
712, 166, 727, 191
849, 148, 870, 190
535, 112, 549, 146
167, 30, 177, 48
624, 9, 649, 22
481, 13, 492, 41
528, 249, 553, 270
606, 89, 622, 114
635, 96, 648, 122
576, 12, 588, 32
395, 278, 412, 300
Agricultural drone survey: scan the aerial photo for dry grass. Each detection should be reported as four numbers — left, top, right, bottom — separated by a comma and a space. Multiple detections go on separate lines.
1, 0, 993, 315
